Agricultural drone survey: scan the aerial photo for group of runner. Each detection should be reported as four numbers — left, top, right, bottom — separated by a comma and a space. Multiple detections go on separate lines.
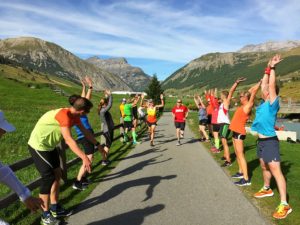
189, 54, 292, 219
0, 54, 292, 224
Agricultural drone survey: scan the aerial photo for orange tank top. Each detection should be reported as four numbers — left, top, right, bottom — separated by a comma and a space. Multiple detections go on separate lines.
147, 107, 157, 123
229, 106, 249, 135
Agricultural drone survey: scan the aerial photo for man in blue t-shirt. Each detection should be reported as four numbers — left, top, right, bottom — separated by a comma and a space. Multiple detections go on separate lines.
251, 55, 292, 219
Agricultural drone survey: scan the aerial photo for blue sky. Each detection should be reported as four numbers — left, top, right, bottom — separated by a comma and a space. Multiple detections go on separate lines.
0, 0, 300, 80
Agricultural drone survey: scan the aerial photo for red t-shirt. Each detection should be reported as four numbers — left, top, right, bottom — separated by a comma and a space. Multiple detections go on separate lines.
172, 105, 188, 122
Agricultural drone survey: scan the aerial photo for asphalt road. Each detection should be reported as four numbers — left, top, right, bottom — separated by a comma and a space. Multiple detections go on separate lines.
67, 112, 270, 225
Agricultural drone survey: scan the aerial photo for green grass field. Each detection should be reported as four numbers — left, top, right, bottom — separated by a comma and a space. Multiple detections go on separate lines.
0, 67, 147, 224
187, 111, 300, 225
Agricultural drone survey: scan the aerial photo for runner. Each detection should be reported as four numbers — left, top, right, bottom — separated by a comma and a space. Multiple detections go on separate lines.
208, 89, 221, 153
172, 99, 188, 146
123, 96, 140, 144
132, 94, 139, 129
251, 54, 292, 219
205, 90, 213, 138
98, 89, 114, 165
27, 96, 102, 225
193, 94, 209, 142
0, 111, 43, 225
140, 93, 164, 146
218, 77, 246, 167
119, 98, 126, 142
229, 80, 262, 186
72, 77, 99, 191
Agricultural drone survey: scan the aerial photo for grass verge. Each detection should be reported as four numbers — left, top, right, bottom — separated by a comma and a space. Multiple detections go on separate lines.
187, 111, 299, 225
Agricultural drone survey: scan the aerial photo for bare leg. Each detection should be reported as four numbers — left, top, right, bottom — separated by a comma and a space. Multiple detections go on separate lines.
268, 161, 287, 202
233, 138, 242, 173
176, 128, 180, 141
50, 168, 62, 205
260, 159, 272, 187
200, 125, 209, 140
222, 138, 230, 162
235, 139, 248, 180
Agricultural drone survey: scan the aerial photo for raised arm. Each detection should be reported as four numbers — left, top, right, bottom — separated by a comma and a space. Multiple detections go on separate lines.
85, 76, 93, 100
80, 79, 86, 98
269, 54, 282, 104
131, 96, 140, 107
101, 90, 113, 112
155, 93, 165, 108
140, 94, 146, 108
228, 77, 246, 101
243, 80, 262, 114
194, 94, 200, 109
198, 95, 206, 108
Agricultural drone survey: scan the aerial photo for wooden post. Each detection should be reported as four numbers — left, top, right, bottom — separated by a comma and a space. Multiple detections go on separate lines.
58, 140, 68, 183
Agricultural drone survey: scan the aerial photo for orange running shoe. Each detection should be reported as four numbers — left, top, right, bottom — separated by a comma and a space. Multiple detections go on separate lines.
273, 204, 292, 219
254, 187, 274, 198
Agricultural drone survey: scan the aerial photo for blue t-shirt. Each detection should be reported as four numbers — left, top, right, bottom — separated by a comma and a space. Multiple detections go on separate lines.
251, 97, 280, 137
74, 115, 93, 139
198, 107, 208, 121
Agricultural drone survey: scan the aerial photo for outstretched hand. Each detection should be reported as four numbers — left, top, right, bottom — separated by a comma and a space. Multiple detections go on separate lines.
160, 93, 164, 99
80, 79, 85, 87
24, 196, 43, 213
85, 76, 93, 87
269, 54, 283, 67
236, 77, 247, 84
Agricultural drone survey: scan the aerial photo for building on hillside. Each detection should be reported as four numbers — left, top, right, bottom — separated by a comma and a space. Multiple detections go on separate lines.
112, 91, 147, 96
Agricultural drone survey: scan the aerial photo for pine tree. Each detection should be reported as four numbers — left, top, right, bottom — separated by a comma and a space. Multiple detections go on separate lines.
146, 74, 164, 104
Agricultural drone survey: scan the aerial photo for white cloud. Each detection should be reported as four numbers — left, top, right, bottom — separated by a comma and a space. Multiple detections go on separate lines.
0, 0, 299, 64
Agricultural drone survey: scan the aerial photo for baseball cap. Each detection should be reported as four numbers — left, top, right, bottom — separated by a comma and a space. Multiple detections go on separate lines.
121, 98, 126, 102
148, 99, 153, 103
0, 111, 15, 132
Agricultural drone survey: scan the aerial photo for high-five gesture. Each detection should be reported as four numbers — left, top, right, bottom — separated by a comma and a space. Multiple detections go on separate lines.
85, 76, 93, 88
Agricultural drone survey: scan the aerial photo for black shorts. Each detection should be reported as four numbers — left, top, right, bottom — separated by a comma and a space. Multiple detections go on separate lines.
175, 122, 185, 130
147, 121, 157, 127
232, 131, 246, 140
212, 124, 220, 132
77, 137, 95, 155
219, 123, 230, 139
28, 145, 60, 172
199, 119, 208, 126
207, 115, 212, 124
257, 136, 280, 163
101, 131, 114, 148
132, 107, 138, 120
124, 121, 133, 129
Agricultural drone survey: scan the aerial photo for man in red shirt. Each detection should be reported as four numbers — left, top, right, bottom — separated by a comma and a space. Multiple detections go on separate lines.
172, 99, 189, 146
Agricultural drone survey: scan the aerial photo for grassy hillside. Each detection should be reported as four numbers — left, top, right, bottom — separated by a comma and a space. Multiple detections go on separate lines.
0, 64, 145, 224
162, 48, 300, 94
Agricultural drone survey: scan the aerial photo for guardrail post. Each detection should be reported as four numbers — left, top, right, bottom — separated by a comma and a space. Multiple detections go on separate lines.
58, 140, 68, 183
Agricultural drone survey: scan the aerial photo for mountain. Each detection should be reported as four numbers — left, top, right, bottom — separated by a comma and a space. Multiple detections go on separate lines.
0, 37, 131, 91
162, 46, 300, 93
86, 56, 152, 91
238, 40, 300, 53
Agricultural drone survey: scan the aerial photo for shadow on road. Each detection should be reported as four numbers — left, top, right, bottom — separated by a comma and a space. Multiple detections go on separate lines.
71, 175, 177, 215
85, 204, 165, 225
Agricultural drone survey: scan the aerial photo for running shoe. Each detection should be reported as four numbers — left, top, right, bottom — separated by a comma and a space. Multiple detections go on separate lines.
273, 203, 292, 219
221, 161, 232, 167
234, 178, 251, 186
210, 147, 220, 153
231, 172, 243, 179
176, 141, 181, 146
101, 160, 109, 166
254, 187, 274, 198
133, 141, 141, 145
150, 141, 155, 147
50, 204, 72, 218
81, 177, 90, 185
72, 180, 87, 191
41, 213, 59, 225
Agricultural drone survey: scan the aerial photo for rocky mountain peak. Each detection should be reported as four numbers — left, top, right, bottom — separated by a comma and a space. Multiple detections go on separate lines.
238, 40, 300, 53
